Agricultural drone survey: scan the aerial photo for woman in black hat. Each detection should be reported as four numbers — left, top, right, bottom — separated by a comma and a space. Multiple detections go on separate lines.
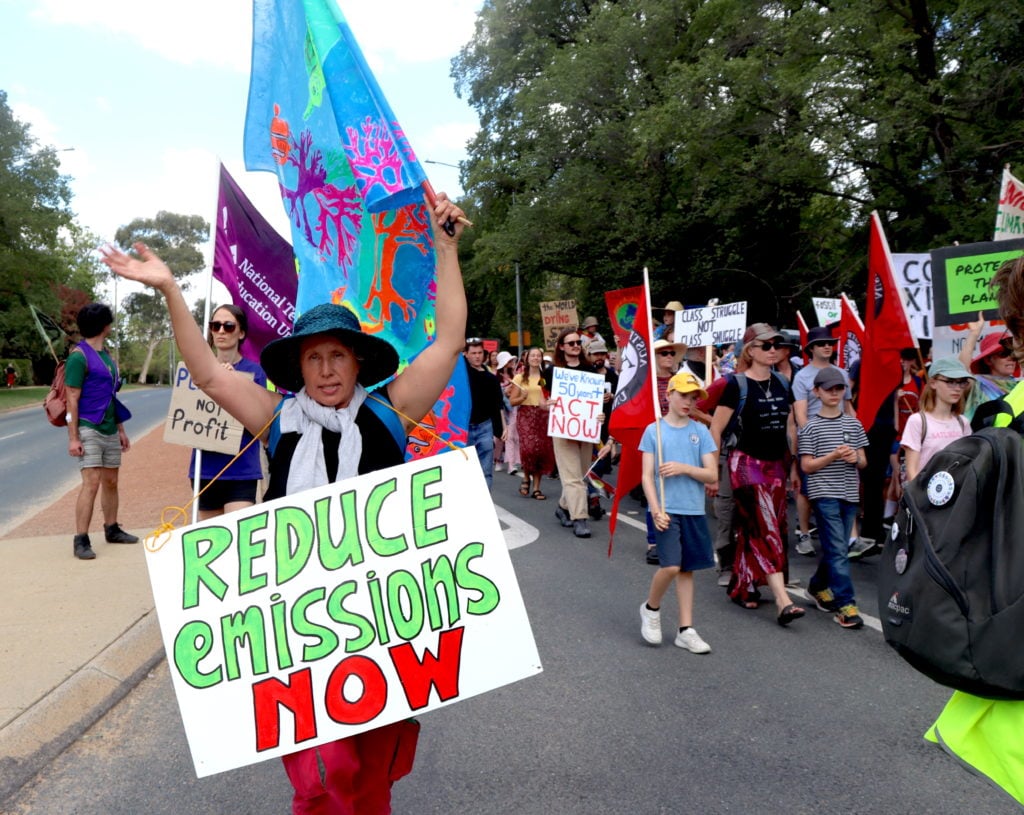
102, 193, 467, 814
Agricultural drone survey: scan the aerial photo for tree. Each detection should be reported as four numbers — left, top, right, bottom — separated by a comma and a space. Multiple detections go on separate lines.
114, 212, 208, 382
452, 1, 1024, 333
0, 89, 79, 370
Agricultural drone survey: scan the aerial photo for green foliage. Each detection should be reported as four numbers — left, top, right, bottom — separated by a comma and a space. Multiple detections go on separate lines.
453, 0, 1024, 332
114, 211, 208, 289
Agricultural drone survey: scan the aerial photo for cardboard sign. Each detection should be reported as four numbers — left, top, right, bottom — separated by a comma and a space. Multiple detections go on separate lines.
931, 239, 1024, 327
539, 300, 578, 350
812, 297, 840, 327
164, 363, 250, 454
892, 253, 933, 339
673, 301, 747, 348
145, 447, 542, 777
546, 367, 605, 442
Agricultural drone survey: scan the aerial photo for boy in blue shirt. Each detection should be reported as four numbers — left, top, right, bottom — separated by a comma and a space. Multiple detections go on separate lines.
797, 366, 869, 629
639, 372, 719, 653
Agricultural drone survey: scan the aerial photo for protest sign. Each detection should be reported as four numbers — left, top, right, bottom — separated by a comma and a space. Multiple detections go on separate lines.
145, 447, 542, 777
812, 298, 840, 327
892, 252, 933, 338
995, 168, 1024, 241
539, 300, 578, 350
931, 238, 1024, 326
673, 301, 747, 348
546, 367, 606, 442
164, 363, 249, 455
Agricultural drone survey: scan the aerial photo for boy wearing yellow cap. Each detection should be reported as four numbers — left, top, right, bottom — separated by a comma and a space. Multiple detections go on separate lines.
639, 371, 719, 653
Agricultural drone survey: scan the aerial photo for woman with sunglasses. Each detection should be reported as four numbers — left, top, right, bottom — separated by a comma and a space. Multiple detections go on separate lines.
710, 323, 805, 625
188, 305, 268, 519
549, 327, 599, 538
956, 315, 1020, 420
900, 357, 974, 483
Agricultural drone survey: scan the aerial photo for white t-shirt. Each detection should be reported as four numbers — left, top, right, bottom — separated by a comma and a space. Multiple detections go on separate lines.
901, 412, 971, 472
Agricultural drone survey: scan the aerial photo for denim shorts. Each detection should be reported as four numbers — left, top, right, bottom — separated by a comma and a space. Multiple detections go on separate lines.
654, 514, 715, 571
79, 426, 121, 469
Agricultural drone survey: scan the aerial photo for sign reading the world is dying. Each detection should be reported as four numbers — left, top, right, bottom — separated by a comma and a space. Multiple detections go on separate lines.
145, 448, 542, 777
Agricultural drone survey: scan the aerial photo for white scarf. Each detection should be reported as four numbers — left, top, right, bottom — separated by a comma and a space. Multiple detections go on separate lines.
278, 385, 366, 494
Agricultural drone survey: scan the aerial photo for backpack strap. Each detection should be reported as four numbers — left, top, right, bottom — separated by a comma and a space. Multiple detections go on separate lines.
734, 373, 748, 415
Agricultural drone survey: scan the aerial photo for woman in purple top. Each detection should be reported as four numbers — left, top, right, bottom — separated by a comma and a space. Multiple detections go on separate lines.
188, 303, 268, 519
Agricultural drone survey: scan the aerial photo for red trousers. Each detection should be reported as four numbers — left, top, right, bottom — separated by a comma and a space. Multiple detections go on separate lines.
281, 720, 419, 815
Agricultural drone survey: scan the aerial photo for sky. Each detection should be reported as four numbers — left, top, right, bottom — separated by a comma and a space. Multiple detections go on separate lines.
0, 0, 480, 302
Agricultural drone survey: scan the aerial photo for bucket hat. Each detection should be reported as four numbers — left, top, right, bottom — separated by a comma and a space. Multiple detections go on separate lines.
260, 303, 399, 393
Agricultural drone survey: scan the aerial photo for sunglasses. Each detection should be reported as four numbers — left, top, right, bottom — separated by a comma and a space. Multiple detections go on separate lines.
756, 341, 783, 351
811, 340, 837, 348
466, 337, 483, 345
209, 321, 238, 333
933, 377, 971, 388
563, 339, 582, 347
657, 350, 677, 357
991, 347, 1013, 359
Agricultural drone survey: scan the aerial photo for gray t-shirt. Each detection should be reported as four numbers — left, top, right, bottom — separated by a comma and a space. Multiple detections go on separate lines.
792, 363, 851, 422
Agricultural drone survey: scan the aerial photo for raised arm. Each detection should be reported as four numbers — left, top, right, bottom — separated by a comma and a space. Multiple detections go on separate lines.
100, 243, 281, 438
387, 193, 468, 431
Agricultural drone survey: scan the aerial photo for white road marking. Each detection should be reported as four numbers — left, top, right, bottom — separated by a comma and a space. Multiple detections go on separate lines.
494, 504, 540, 550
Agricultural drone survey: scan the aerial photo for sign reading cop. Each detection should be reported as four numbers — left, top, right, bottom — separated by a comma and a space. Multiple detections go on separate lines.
145, 448, 542, 777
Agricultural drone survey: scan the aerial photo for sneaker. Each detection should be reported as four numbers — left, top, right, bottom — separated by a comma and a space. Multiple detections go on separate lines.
717, 569, 732, 587
588, 496, 605, 520
810, 587, 839, 613
795, 532, 815, 556
882, 516, 895, 530
554, 506, 572, 528
848, 537, 881, 560
835, 604, 865, 629
645, 547, 660, 565
104, 523, 139, 544
573, 519, 591, 538
494, 462, 504, 472
640, 603, 662, 645
507, 465, 519, 476
674, 628, 711, 654
73, 533, 96, 560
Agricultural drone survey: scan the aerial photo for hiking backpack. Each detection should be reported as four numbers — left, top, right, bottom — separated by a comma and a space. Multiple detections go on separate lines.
878, 402, 1024, 699
44, 360, 69, 427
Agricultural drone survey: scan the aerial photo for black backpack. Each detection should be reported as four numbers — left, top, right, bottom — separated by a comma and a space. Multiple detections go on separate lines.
878, 404, 1024, 699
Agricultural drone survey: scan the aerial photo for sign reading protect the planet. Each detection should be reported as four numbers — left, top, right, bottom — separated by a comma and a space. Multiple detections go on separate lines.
931, 238, 1024, 327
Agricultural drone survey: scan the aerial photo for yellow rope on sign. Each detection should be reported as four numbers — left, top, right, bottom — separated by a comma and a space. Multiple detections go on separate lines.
145, 392, 465, 550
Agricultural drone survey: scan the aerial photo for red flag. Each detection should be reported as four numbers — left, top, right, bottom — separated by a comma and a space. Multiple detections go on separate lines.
838, 293, 864, 371
607, 285, 655, 555
860, 212, 917, 429
604, 285, 645, 350
796, 311, 810, 365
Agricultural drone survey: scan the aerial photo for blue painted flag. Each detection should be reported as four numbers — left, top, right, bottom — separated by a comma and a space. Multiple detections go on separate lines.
243, 0, 467, 456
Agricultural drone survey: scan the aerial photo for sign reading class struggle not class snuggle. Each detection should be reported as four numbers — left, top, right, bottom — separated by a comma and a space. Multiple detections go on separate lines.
145, 447, 542, 777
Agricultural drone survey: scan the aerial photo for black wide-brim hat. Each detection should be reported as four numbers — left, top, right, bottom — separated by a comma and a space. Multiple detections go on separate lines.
260, 303, 400, 393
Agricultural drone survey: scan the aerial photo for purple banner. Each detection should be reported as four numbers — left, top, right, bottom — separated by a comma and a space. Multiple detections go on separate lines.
213, 164, 298, 362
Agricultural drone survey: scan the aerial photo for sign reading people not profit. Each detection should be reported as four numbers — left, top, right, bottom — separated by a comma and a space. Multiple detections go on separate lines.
546, 367, 606, 442
164, 363, 250, 455
931, 238, 1024, 326
539, 300, 578, 350
673, 301, 747, 348
145, 448, 542, 777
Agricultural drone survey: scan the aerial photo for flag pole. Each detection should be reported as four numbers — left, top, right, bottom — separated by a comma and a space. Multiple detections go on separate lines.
643, 267, 666, 515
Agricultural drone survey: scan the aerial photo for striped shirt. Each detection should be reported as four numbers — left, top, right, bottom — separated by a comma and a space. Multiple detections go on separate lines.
798, 413, 868, 501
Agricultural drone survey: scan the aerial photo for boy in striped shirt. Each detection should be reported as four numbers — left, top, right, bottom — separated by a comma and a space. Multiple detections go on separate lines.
797, 366, 869, 628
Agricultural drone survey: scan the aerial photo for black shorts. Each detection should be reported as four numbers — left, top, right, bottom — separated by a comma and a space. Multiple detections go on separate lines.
196, 478, 259, 511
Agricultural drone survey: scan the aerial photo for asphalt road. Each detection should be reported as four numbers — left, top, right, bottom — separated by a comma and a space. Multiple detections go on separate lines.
6, 463, 1020, 814
1, 388, 172, 531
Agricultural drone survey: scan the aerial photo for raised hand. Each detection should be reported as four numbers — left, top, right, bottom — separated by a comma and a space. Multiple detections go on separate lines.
99, 242, 175, 293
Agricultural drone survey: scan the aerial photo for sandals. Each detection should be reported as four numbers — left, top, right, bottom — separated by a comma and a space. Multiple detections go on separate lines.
519, 481, 530, 497
730, 590, 761, 610
777, 603, 806, 626
532, 490, 546, 500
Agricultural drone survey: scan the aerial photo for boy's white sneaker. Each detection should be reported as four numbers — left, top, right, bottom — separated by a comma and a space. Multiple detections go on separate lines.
674, 628, 711, 654
640, 603, 662, 645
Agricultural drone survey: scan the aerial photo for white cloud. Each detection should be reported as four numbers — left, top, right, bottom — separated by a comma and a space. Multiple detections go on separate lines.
31, 0, 480, 72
